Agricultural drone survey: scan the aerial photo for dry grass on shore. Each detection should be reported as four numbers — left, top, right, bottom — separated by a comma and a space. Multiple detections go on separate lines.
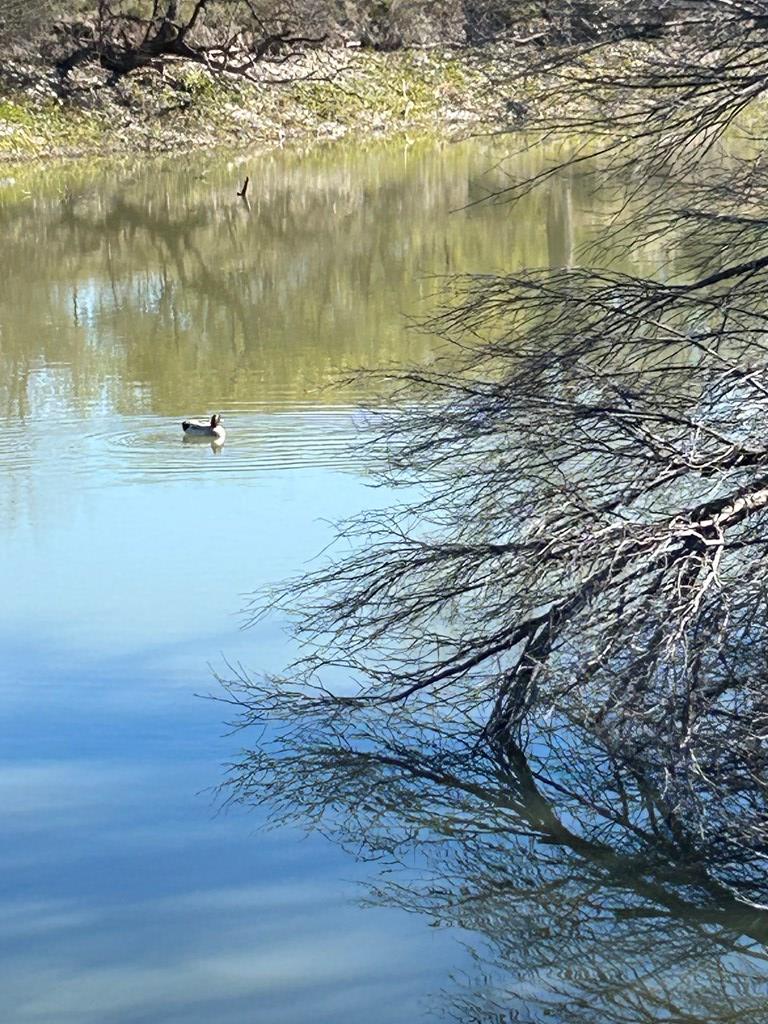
0, 46, 509, 161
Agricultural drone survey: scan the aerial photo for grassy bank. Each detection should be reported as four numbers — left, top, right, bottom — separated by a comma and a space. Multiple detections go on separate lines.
0, 47, 504, 161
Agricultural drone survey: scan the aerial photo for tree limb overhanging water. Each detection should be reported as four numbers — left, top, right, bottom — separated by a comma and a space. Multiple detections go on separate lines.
223, 5, 768, 1017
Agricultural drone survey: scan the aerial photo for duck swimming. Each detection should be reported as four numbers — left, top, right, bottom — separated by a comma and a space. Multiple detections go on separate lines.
182, 413, 226, 442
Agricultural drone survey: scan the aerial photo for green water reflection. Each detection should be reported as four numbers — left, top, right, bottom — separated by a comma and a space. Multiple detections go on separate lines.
0, 139, 633, 423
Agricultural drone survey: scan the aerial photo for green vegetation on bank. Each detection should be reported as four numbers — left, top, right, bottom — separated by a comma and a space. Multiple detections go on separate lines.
0, 1, 673, 160
0, 48, 493, 160
0, 95, 105, 157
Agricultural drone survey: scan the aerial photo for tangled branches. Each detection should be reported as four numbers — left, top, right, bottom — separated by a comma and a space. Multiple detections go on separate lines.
52, 0, 330, 84
233, 254, 768, 871
223, 704, 768, 1020
223, 0, 768, 943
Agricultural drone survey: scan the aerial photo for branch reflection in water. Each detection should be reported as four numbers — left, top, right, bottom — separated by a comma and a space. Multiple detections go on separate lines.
221, 686, 768, 1022
215, 8, 768, 1016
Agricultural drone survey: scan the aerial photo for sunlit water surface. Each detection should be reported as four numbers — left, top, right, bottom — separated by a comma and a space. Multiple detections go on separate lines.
0, 140, 664, 1022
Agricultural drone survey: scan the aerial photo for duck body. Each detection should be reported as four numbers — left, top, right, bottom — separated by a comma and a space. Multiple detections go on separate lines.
182, 413, 226, 442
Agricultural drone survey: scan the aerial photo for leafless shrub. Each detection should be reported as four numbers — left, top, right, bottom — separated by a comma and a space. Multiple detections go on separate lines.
222, 0, 768, 907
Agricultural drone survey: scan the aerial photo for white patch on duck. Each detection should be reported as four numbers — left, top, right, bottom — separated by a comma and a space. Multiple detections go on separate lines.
181, 413, 226, 443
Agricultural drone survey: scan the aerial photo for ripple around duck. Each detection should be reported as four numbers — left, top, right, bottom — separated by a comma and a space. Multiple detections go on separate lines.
92, 410, 376, 482
0, 409, 382, 489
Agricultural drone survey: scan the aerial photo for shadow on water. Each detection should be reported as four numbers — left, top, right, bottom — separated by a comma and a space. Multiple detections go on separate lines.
223, 701, 768, 1023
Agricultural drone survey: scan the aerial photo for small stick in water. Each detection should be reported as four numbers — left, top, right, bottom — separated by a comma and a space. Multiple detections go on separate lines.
237, 176, 250, 199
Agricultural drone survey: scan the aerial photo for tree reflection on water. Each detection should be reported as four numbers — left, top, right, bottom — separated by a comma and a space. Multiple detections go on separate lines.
223, 690, 768, 1023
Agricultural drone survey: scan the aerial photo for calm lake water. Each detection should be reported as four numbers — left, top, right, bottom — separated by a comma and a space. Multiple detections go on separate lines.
1, 139, 759, 1023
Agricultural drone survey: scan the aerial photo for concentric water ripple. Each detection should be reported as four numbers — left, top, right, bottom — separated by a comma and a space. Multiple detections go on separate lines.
0, 432, 35, 473
0, 407, 379, 489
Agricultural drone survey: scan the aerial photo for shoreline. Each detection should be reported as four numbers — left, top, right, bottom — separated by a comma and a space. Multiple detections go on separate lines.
0, 47, 506, 162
